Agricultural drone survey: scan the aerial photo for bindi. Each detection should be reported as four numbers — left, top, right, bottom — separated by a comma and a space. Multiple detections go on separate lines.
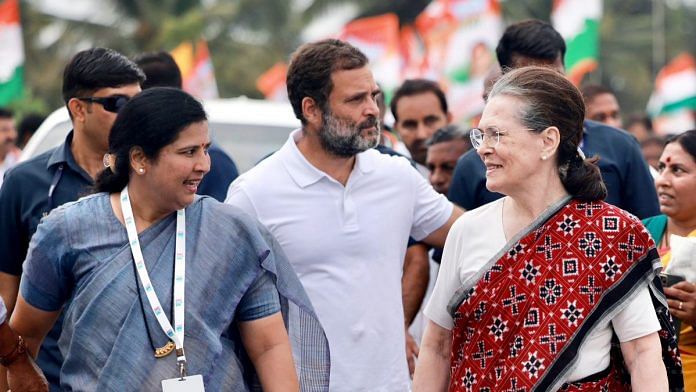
666, 156, 672, 164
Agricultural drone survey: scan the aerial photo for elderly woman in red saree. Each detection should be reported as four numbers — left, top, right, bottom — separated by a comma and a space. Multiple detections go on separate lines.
413, 66, 682, 391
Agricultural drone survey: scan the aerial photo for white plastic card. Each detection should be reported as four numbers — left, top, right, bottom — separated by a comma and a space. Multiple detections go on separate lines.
161, 374, 205, 392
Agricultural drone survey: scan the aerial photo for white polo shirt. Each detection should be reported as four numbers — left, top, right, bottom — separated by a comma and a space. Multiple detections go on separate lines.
226, 129, 452, 391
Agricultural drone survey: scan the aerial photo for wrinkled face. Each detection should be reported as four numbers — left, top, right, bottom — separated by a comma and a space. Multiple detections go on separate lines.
394, 92, 449, 165
655, 142, 696, 222
476, 95, 545, 196
141, 121, 211, 211
0, 116, 17, 158
79, 83, 141, 152
427, 139, 469, 195
320, 67, 381, 157
586, 93, 622, 128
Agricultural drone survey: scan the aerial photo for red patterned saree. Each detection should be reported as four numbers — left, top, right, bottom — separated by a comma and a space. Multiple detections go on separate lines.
447, 198, 683, 391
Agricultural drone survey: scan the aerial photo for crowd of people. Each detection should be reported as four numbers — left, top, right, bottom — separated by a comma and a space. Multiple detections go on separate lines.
0, 17, 693, 392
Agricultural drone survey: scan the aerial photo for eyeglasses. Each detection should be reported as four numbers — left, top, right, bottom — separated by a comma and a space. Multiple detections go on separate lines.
470, 127, 507, 150
470, 126, 535, 150
77, 95, 131, 113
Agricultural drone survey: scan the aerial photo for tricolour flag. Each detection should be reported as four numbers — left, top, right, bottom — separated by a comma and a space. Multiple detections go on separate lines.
171, 39, 219, 99
551, 0, 602, 86
0, 0, 24, 106
647, 53, 696, 134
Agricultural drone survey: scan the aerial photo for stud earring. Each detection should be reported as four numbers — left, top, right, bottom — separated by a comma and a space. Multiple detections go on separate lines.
541, 155, 548, 161
138, 168, 145, 173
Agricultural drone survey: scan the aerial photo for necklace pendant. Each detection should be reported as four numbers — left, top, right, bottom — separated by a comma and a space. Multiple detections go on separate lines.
154, 340, 176, 358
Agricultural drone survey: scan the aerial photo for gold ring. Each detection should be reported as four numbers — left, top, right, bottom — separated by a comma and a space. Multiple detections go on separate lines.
679, 301, 684, 311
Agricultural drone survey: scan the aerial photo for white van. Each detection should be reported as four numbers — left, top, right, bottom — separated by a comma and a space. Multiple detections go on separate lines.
21, 97, 300, 173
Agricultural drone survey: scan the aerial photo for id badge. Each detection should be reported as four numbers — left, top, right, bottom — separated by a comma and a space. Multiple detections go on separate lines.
162, 374, 205, 392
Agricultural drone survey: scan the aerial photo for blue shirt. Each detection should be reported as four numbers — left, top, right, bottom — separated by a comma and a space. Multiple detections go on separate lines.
0, 131, 94, 390
198, 143, 238, 202
448, 121, 660, 219
0, 131, 94, 275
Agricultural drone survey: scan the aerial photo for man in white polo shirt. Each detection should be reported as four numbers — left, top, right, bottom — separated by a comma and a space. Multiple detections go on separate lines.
226, 39, 462, 391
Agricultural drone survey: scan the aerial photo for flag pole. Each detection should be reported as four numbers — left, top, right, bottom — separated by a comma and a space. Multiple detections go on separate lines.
652, 0, 665, 79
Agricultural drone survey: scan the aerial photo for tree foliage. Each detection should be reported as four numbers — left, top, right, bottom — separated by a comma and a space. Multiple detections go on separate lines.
14, 0, 696, 118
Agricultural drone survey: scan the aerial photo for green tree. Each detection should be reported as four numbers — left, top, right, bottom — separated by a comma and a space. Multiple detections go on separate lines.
17, 0, 696, 118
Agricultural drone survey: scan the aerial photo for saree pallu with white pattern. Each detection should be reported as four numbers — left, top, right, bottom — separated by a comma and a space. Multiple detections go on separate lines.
447, 197, 683, 391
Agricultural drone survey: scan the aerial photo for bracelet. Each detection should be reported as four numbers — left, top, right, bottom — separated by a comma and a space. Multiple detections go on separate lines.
0, 335, 26, 367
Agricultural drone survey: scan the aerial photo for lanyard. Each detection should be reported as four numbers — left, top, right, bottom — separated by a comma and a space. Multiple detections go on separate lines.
44, 164, 64, 215
120, 186, 188, 376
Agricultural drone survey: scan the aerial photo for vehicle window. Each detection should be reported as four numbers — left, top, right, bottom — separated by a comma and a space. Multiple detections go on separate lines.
25, 114, 296, 173
209, 123, 294, 172
34, 122, 72, 157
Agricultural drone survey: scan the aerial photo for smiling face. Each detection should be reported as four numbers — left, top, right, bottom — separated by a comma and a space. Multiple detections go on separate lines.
141, 121, 211, 211
476, 95, 547, 196
319, 67, 381, 157
655, 142, 696, 222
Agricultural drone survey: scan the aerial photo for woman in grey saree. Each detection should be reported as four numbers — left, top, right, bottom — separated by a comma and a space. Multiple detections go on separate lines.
10, 88, 330, 391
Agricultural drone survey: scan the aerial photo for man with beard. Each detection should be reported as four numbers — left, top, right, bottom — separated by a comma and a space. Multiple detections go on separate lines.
391, 79, 452, 176
226, 39, 462, 391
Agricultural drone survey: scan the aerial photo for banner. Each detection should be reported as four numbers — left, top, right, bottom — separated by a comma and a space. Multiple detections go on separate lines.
0, 0, 24, 106
414, 0, 502, 122
647, 53, 696, 134
171, 39, 219, 99
255, 0, 503, 124
552, 0, 602, 86
338, 13, 402, 102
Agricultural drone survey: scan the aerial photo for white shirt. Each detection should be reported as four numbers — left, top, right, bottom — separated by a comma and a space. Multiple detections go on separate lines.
425, 198, 660, 382
226, 130, 453, 391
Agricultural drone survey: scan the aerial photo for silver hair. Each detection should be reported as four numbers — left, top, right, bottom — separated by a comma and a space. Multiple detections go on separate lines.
487, 74, 550, 134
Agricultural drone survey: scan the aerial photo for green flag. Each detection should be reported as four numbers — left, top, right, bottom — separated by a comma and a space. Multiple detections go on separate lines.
552, 0, 602, 86
0, 0, 25, 106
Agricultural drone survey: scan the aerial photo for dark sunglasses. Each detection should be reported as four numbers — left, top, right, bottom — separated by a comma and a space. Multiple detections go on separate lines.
77, 95, 131, 113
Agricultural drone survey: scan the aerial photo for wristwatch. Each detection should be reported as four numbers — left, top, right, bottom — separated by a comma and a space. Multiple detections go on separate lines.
0, 335, 26, 367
